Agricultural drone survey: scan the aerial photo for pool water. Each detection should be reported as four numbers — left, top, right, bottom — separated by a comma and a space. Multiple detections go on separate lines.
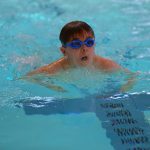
0, 0, 150, 150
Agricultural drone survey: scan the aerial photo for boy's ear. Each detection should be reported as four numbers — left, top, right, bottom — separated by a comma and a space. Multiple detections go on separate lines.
60, 46, 66, 55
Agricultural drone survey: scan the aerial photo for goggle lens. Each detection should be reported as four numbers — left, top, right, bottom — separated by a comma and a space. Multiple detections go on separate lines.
85, 38, 94, 47
70, 40, 82, 48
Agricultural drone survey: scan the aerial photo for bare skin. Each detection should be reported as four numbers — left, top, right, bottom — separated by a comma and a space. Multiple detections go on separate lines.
26, 33, 136, 93
27, 55, 120, 76
27, 33, 120, 76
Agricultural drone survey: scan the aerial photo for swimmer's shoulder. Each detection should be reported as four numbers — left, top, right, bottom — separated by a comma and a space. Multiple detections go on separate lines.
27, 57, 69, 76
94, 55, 121, 72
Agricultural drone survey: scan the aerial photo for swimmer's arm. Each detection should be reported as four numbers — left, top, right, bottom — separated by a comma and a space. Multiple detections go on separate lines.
105, 59, 137, 92
26, 64, 56, 76
98, 57, 137, 92
20, 62, 66, 92
27, 58, 66, 76
103, 59, 137, 92
20, 75, 67, 92
119, 69, 137, 93
95, 56, 136, 93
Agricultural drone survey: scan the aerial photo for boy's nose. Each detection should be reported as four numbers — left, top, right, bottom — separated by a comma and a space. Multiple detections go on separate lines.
81, 44, 86, 52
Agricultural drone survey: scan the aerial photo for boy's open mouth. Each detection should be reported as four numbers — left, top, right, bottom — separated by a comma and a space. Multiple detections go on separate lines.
81, 56, 88, 61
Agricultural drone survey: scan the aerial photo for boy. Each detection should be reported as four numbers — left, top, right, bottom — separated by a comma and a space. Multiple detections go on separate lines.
26, 21, 135, 92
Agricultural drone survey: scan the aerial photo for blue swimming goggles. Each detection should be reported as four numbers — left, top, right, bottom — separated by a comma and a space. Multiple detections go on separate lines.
64, 38, 95, 49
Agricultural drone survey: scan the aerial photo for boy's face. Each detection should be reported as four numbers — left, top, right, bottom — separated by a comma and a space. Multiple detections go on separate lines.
60, 32, 95, 67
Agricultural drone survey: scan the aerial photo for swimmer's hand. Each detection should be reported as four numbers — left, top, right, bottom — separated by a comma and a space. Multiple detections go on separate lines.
19, 75, 67, 93
119, 71, 138, 93
120, 80, 134, 93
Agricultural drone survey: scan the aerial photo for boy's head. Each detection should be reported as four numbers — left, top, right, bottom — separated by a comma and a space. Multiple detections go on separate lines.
59, 21, 95, 46
59, 21, 96, 67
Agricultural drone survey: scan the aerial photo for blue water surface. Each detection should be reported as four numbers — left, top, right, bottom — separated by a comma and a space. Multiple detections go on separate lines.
0, 0, 150, 150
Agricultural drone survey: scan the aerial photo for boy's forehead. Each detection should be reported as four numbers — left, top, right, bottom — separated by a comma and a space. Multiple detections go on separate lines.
69, 31, 94, 41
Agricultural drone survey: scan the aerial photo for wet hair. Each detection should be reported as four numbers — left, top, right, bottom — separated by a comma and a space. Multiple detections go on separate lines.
59, 21, 95, 46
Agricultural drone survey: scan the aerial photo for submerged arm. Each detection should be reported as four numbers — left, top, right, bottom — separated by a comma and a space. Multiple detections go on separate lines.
101, 57, 137, 93
99, 57, 137, 93
20, 61, 67, 92
20, 75, 67, 92
119, 68, 137, 93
